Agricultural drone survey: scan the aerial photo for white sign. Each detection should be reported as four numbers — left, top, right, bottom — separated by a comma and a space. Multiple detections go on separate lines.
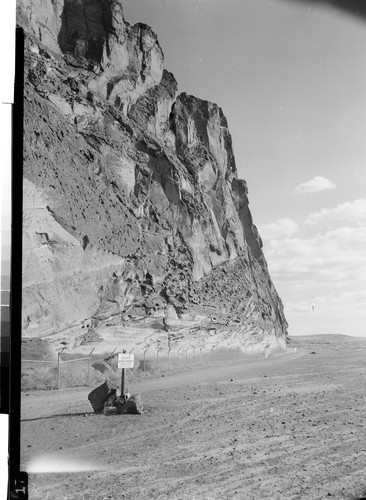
118, 353, 134, 369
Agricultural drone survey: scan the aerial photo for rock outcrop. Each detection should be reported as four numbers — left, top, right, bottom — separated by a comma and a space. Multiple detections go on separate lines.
19, 0, 288, 354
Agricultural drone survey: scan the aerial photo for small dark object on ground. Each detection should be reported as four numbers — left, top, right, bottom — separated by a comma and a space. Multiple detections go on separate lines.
116, 394, 143, 415
88, 381, 117, 413
89, 382, 143, 415
310, 351, 316, 355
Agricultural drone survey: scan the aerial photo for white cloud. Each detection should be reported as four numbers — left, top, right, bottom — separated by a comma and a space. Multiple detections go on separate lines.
265, 225, 366, 285
262, 199, 366, 336
259, 218, 298, 240
306, 198, 366, 226
294, 176, 336, 194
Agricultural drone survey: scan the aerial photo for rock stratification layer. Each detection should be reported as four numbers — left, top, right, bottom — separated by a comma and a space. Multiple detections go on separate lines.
19, 0, 288, 352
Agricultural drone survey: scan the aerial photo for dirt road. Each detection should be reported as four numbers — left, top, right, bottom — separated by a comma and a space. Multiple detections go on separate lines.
21, 338, 366, 499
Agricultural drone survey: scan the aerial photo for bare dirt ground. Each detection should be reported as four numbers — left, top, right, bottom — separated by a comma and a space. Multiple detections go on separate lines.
21, 335, 366, 499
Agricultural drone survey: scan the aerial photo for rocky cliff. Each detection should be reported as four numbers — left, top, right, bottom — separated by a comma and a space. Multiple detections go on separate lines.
18, 0, 288, 353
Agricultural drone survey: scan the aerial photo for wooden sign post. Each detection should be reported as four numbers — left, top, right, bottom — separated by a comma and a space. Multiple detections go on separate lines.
121, 364, 125, 396
118, 351, 134, 397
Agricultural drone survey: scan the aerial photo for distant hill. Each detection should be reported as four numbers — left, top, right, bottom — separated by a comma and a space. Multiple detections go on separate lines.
289, 334, 366, 343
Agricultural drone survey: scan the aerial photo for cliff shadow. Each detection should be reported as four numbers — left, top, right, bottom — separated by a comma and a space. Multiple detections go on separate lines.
57, 0, 113, 63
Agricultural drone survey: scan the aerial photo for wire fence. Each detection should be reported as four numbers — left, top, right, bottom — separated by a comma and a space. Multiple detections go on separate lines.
135, 345, 245, 372
21, 356, 93, 391
21, 344, 294, 391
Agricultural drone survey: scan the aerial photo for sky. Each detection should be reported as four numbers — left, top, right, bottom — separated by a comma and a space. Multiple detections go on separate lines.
123, 0, 366, 336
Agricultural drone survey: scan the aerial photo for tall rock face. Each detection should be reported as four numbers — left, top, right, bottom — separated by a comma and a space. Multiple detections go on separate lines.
19, 0, 288, 352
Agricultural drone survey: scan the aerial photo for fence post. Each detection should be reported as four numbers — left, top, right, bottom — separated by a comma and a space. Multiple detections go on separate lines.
87, 356, 91, 386
88, 348, 95, 386
108, 347, 118, 377
143, 346, 150, 372
119, 349, 128, 396
157, 348, 163, 371
129, 347, 135, 370
177, 347, 182, 367
57, 352, 61, 390
168, 348, 171, 370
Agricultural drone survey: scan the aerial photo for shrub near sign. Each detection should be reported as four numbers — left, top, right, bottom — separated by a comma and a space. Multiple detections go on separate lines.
118, 353, 134, 369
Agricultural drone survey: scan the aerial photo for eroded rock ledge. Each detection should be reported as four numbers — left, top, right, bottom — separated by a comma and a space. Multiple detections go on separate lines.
19, 0, 288, 353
